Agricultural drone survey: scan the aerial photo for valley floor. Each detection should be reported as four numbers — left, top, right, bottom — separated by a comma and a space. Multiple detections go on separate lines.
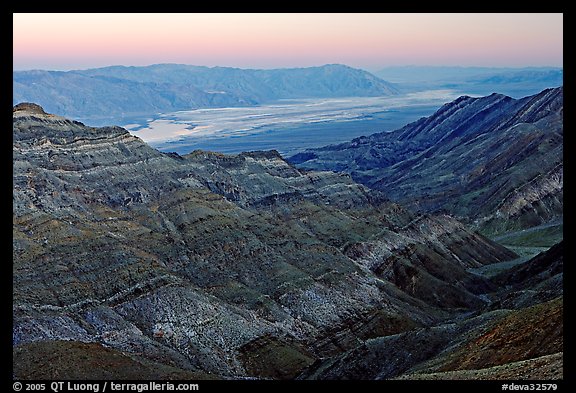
119, 91, 462, 156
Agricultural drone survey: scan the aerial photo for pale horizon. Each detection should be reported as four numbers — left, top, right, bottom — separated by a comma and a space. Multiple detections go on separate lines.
13, 13, 563, 72
12, 62, 564, 73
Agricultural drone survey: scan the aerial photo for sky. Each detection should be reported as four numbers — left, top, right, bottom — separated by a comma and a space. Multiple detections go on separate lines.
13, 13, 563, 71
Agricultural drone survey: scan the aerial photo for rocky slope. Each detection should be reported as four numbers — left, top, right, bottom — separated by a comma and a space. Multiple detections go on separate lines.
13, 64, 398, 125
290, 87, 563, 236
297, 235, 563, 380
300, 276, 563, 380
13, 340, 218, 380
395, 352, 563, 380
13, 104, 525, 380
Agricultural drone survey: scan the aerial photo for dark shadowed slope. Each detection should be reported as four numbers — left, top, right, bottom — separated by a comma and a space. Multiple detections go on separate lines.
290, 87, 563, 236
13, 340, 219, 380
490, 241, 563, 309
300, 244, 563, 381
300, 297, 562, 380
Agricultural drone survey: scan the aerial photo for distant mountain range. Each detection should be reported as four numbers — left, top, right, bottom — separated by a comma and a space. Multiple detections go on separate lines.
290, 87, 563, 237
13, 63, 563, 128
13, 64, 398, 124
375, 66, 563, 98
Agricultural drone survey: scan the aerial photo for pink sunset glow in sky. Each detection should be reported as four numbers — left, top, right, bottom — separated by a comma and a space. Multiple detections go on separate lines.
13, 13, 563, 71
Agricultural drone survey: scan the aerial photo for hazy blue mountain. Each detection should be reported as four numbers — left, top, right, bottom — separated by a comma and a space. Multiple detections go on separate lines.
13, 64, 398, 125
82, 63, 398, 99
375, 66, 562, 98
468, 69, 563, 85
13, 69, 252, 124
374, 65, 512, 83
